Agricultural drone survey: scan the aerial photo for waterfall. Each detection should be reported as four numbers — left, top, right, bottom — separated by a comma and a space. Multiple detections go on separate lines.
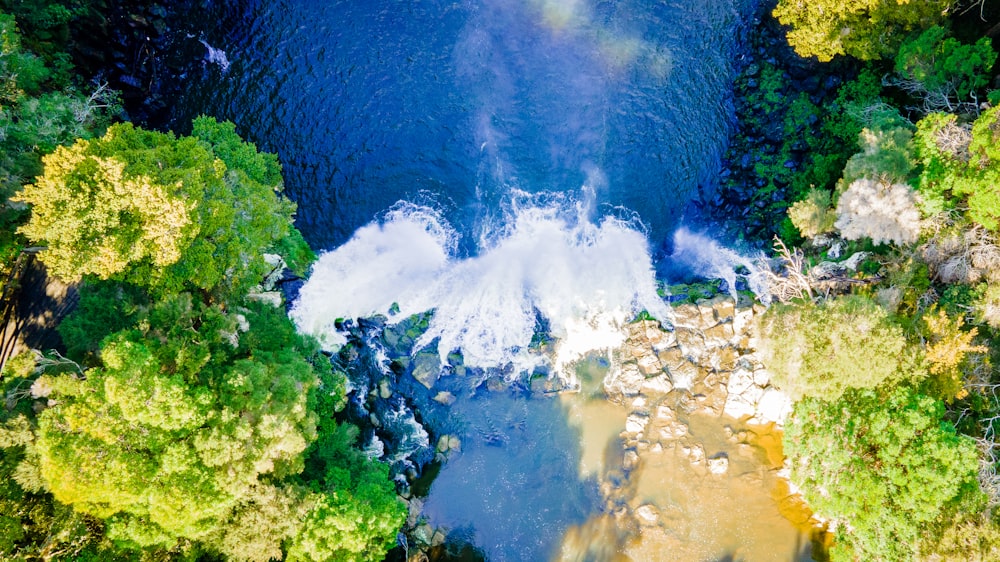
290, 192, 671, 380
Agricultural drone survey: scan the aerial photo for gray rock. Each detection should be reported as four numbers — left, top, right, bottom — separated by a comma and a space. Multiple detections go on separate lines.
411, 350, 441, 389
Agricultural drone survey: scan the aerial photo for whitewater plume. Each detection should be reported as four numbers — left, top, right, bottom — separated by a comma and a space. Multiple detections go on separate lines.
290, 196, 671, 379
670, 227, 769, 304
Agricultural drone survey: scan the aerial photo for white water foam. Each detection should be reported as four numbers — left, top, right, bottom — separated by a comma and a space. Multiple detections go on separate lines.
290, 195, 671, 379
200, 40, 230, 72
670, 227, 770, 304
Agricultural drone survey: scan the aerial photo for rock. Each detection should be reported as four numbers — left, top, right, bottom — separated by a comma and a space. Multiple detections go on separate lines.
810, 261, 846, 279
448, 436, 461, 452
246, 291, 282, 307
842, 251, 871, 271
637, 352, 663, 376
708, 295, 736, 322
379, 378, 392, 399
410, 350, 441, 389
685, 444, 706, 464
671, 303, 702, 327
261, 253, 287, 290
708, 453, 730, 475
708, 347, 739, 372
733, 305, 754, 336
702, 322, 735, 348
658, 420, 688, 440
664, 358, 698, 390
436, 435, 451, 454
641, 374, 673, 395
414, 523, 434, 545
624, 449, 640, 471
607, 362, 645, 397
695, 300, 720, 328
407, 498, 424, 527
754, 387, 792, 424
723, 395, 756, 420
625, 413, 649, 434
432, 391, 456, 405
635, 504, 660, 526
726, 367, 756, 397
431, 530, 446, 547
675, 328, 706, 360
752, 369, 771, 387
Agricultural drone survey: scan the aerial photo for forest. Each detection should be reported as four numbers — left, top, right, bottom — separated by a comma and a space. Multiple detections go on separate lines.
2, 0, 1000, 561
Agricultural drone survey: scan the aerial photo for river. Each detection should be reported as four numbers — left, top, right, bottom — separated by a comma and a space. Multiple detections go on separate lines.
166, 0, 816, 560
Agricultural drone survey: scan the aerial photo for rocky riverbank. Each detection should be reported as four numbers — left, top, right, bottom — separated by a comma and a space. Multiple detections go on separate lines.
385, 294, 825, 561
699, 0, 865, 244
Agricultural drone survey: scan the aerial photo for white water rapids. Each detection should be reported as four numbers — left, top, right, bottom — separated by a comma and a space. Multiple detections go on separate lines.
291, 193, 676, 378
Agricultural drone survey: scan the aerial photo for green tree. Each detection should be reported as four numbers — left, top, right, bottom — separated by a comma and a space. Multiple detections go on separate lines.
758, 295, 919, 401
788, 188, 837, 239
785, 386, 983, 561
14, 119, 298, 297
0, 10, 116, 287
31, 295, 324, 550
915, 107, 1000, 230
894, 26, 996, 113
773, 0, 951, 62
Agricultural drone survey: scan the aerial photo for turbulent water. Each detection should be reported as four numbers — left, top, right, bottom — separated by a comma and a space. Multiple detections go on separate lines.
169, 0, 780, 560
290, 194, 671, 377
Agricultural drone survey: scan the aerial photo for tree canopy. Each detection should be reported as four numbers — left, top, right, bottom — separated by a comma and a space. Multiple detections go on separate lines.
785, 386, 982, 561
758, 295, 918, 401
773, 0, 951, 62
14, 118, 297, 297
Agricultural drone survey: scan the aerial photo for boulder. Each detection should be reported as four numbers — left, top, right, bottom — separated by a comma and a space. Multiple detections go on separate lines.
607, 362, 645, 397
432, 391, 456, 405
411, 350, 441, 389
641, 374, 673, 395
671, 303, 702, 327
635, 504, 660, 526
625, 413, 650, 434
702, 322, 735, 348
708, 453, 730, 475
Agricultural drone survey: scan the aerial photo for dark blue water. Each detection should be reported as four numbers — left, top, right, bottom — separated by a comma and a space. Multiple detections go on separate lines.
172, 0, 749, 260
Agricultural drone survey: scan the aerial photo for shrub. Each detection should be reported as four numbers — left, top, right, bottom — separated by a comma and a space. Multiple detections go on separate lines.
835, 178, 921, 245
758, 295, 918, 401
787, 188, 837, 239
786, 386, 983, 561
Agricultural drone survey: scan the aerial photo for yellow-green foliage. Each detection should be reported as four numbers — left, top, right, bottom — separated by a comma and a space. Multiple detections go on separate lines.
841, 125, 915, 186
33, 296, 323, 546
920, 516, 1000, 562
14, 119, 297, 297
773, 0, 951, 62
787, 188, 836, 239
16, 148, 195, 282
920, 307, 987, 401
758, 295, 918, 401
786, 386, 983, 561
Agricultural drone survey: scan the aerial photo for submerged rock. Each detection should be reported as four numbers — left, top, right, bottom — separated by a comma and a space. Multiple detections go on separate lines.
708, 453, 730, 475
411, 350, 441, 389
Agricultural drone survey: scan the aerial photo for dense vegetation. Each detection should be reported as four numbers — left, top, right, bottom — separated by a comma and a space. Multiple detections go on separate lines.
759, 1, 1000, 560
0, 6, 404, 561
9, 1, 1000, 561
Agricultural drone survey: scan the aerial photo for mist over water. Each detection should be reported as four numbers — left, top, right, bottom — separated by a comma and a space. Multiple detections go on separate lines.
171, 0, 747, 257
